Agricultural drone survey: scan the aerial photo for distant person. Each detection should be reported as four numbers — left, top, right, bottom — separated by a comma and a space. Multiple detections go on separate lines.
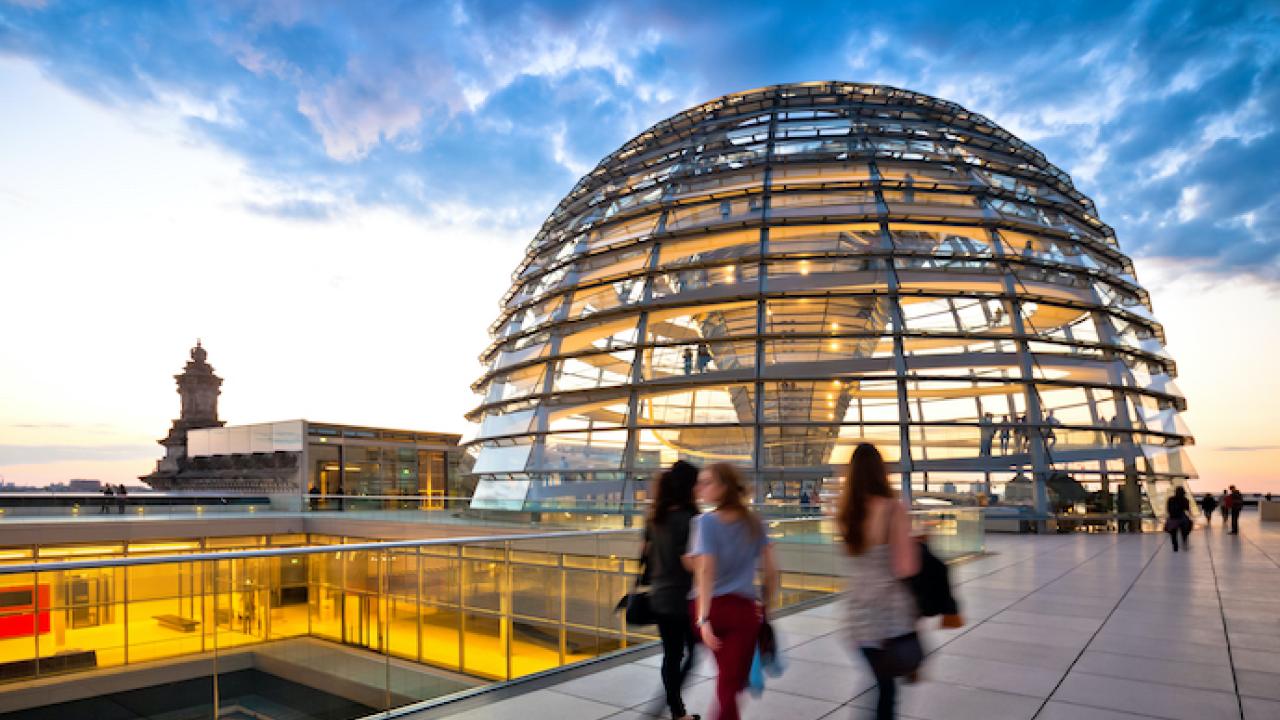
998, 415, 1012, 455
1229, 485, 1244, 534
116, 484, 127, 514
1022, 240, 1035, 259
978, 413, 995, 457
683, 347, 694, 376
100, 485, 114, 514
1220, 488, 1232, 526
688, 463, 779, 720
1199, 493, 1218, 527
838, 443, 921, 720
1165, 486, 1192, 552
696, 343, 712, 373
1266, 493, 1273, 502
1015, 415, 1029, 453
643, 461, 700, 720
1100, 416, 1113, 446
1109, 415, 1125, 445
902, 173, 916, 204
1045, 411, 1061, 451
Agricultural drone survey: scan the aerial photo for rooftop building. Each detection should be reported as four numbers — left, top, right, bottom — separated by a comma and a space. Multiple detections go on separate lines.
141, 343, 465, 502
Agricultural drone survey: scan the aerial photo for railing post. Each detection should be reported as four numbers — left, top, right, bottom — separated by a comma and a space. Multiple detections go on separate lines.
212, 560, 219, 719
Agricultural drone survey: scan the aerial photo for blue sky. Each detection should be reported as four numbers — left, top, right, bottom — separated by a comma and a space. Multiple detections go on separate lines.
3, 0, 1277, 277
1, 0, 1278, 489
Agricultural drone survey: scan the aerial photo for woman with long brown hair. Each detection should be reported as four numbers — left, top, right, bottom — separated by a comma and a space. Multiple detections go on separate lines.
687, 463, 779, 720
838, 443, 920, 720
643, 460, 701, 720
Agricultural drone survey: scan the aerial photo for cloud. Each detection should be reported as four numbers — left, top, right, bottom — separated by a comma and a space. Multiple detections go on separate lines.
0, 0, 1276, 278
1215, 445, 1280, 452
0, 444, 157, 465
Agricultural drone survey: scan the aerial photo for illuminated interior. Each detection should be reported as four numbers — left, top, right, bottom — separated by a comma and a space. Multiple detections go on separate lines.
467, 81, 1195, 512
0, 531, 843, 687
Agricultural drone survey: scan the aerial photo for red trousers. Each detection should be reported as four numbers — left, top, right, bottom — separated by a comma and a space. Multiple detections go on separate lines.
697, 594, 761, 720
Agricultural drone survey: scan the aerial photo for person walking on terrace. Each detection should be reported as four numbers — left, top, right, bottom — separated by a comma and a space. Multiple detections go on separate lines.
643, 461, 701, 720
100, 484, 114, 514
998, 415, 1012, 455
838, 443, 921, 720
1229, 485, 1244, 534
688, 463, 780, 720
1199, 493, 1218, 527
1165, 486, 1192, 552
1220, 488, 1232, 527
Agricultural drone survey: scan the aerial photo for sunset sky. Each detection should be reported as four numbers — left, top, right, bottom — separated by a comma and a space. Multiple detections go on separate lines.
1, 1, 1277, 491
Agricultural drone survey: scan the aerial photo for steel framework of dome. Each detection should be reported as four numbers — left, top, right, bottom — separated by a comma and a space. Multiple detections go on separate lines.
466, 81, 1194, 515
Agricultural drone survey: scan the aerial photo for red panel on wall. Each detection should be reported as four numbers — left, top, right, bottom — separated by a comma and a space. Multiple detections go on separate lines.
0, 585, 51, 638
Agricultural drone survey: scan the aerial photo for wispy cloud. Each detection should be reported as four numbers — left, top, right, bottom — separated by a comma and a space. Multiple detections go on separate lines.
0, 444, 157, 465
0, 0, 1276, 277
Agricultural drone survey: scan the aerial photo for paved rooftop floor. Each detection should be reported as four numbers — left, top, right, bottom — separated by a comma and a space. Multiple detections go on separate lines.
417, 510, 1280, 720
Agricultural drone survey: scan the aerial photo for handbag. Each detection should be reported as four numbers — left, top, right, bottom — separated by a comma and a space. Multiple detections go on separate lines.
615, 557, 656, 626
878, 632, 924, 677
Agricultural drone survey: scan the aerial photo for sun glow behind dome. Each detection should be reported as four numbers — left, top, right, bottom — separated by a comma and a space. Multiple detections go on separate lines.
466, 81, 1194, 512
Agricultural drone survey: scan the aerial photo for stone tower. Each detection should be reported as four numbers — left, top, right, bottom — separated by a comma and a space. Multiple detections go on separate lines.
146, 341, 225, 481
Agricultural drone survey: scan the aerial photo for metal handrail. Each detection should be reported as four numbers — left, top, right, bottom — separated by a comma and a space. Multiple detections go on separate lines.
0, 527, 638, 575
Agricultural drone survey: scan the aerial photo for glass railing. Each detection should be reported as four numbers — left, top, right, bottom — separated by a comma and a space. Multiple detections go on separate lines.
0, 519, 877, 718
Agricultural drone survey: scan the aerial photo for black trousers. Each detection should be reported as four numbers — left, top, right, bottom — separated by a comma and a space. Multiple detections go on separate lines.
1231, 507, 1242, 533
656, 611, 696, 719
860, 646, 897, 720
1168, 523, 1190, 550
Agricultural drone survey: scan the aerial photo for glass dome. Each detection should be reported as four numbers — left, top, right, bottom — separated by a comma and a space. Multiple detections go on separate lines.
466, 81, 1194, 512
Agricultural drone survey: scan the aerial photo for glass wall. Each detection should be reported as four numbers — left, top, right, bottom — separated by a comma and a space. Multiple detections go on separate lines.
467, 82, 1195, 514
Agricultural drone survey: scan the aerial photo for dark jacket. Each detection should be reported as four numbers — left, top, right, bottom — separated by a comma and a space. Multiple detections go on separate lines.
645, 507, 696, 616
1167, 495, 1191, 520
1200, 495, 1218, 513
907, 542, 959, 617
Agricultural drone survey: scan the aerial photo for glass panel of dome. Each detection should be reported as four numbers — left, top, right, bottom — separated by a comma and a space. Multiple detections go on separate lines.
558, 316, 639, 354
666, 197, 762, 232
645, 302, 757, 345
651, 262, 758, 300
769, 162, 872, 187
484, 364, 546, 404
536, 430, 628, 470
765, 296, 890, 336
641, 340, 755, 381
656, 230, 760, 267
767, 224, 884, 255
545, 399, 629, 431
565, 278, 645, 320
634, 427, 754, 468
549, 354, 633, 393
479, 407, 536, 438
585, 213, 658, 252
471, 440, 535, 474
669, 169, 766, 199
636, 385, 754, 425
575, 245, 651, 285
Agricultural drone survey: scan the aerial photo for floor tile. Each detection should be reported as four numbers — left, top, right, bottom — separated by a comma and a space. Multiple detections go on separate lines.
1035, 700, 1166, 720
1237, 669, 1280, 701
1071, 650, 1234, 692
919, 652, 1064, 697
1243, 696, 1280, 720
853, 679, 1043, 720
1052, 672, 1238, 720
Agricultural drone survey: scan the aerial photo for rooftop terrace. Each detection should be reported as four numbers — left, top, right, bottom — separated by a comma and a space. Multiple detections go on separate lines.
411, 511, 1279, 720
